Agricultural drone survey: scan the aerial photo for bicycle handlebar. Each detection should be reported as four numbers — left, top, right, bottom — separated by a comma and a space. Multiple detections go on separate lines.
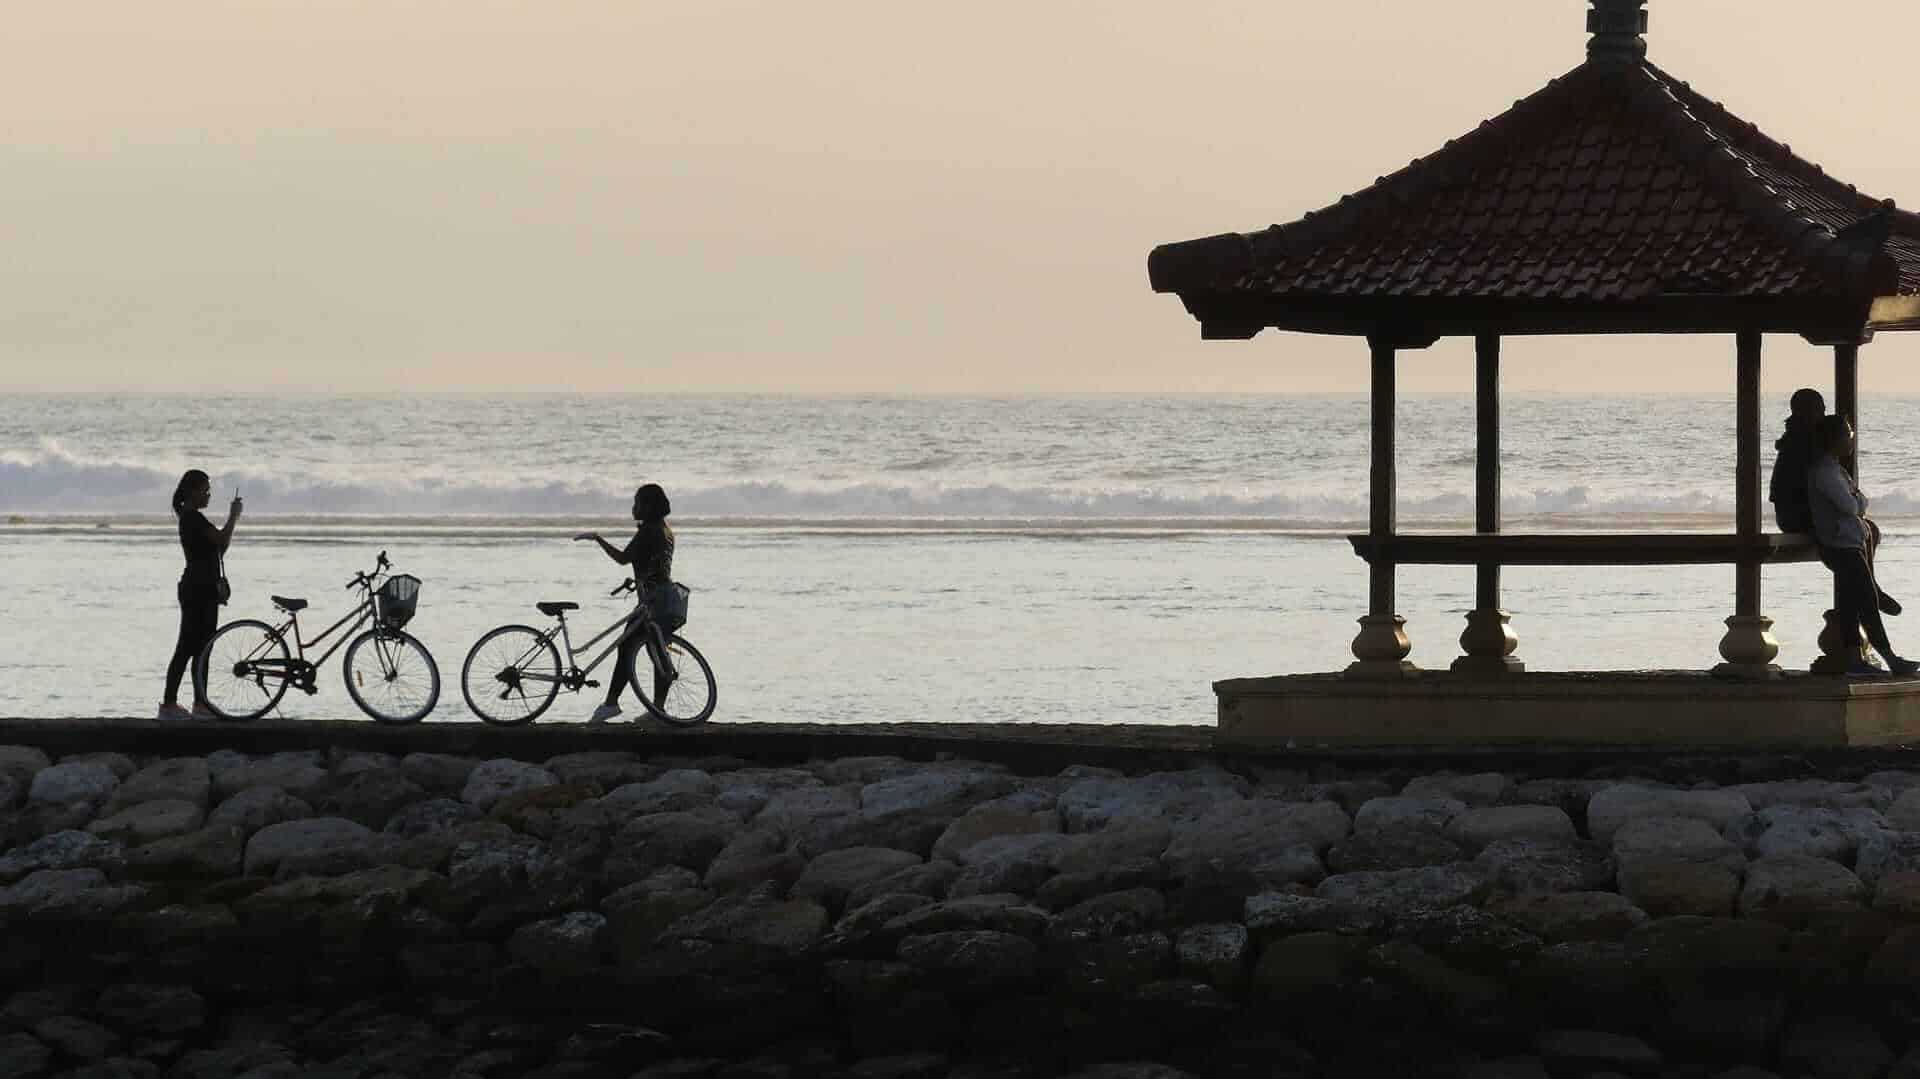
609, 579, 637, 597
347, 552, 394, 590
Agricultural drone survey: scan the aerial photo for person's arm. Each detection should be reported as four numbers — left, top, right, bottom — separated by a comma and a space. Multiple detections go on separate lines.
572, 533, 630, 564
203, 498, 242, 552
1810, 462, 1858, 522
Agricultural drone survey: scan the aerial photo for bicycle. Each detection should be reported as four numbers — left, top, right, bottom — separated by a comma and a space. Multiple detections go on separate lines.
461, 577, 717, 726
197, 551, 442, 724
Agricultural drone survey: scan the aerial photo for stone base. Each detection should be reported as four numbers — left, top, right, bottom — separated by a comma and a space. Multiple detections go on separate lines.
1216, 670, 1920, 747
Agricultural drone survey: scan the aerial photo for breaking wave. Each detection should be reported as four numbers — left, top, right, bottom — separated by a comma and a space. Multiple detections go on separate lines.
8, 441, 1920, 528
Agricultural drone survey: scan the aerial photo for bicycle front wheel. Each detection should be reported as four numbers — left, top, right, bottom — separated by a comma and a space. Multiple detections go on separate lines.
344, 629, 441, 724
631, 631, 717, 726
461, 625, 562, 726
199, 619, 293, 721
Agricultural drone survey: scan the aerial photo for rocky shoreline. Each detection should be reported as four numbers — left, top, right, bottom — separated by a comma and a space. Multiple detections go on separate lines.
3, 743, 1920, 1077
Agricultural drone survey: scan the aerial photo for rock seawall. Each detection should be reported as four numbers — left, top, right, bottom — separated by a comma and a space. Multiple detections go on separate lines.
3, 743, 1920, 1077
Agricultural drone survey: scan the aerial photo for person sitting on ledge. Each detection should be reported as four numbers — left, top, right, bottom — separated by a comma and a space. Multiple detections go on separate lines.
1808, 414, 1918, 676
1774, 388, 1900, 615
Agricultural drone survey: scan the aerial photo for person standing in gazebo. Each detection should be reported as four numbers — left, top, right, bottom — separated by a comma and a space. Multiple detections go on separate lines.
1809, 416, 1919, 676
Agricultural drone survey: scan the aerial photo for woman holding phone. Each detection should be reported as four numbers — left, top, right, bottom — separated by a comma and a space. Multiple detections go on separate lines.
159, 471, 241, 719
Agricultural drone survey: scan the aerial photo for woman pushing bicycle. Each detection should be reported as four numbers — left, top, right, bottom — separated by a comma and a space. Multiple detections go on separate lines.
574, 483, 675, 722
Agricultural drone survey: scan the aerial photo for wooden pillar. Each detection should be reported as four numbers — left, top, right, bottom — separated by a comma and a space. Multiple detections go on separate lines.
1349, 336, 1415, 677
1453, 334, 1522, 675
1716, 329, 1781, 677
1815, 341, 1871, 671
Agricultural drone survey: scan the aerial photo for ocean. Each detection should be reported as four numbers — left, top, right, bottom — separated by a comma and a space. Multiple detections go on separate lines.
6, 392, 1920, 723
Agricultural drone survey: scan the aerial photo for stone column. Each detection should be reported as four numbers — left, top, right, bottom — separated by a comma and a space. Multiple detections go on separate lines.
1349, 336, 1416, 677
1454, 334, 1521, 675
1716, 330, 1782, 677
1814, 341, 1871, 671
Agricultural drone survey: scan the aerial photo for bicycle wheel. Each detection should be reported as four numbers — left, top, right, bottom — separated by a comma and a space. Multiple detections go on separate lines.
630, 630, 717, 726
199, 619, 293, 721
461, 624, 562, 726
343, 628, 441, 724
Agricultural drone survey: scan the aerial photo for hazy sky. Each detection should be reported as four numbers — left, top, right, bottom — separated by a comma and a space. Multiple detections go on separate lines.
7, 1, 1920, 393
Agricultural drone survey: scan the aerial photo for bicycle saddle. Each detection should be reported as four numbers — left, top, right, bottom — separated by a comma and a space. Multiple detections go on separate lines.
537, 601, 579, 616
272, 595, 308, 613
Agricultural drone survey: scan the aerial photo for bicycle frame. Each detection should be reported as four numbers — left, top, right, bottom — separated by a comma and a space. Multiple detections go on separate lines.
277, 592, 376, 672
540, 605, 654, 690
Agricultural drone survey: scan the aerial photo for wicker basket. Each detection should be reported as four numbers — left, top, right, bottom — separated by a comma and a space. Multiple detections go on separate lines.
376, 574, 421, 630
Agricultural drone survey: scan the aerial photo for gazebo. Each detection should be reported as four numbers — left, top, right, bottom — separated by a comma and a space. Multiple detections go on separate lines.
1149, 0, 1920, 744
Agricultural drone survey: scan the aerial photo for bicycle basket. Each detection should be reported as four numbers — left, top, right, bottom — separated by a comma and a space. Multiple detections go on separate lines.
376, 574, 421, 630
650, 581, 690, 632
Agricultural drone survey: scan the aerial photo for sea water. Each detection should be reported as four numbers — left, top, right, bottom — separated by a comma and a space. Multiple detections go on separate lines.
5, 393, 1920, 723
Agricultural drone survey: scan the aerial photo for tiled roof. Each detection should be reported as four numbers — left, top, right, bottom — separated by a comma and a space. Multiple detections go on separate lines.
1149, 56, 1920, 332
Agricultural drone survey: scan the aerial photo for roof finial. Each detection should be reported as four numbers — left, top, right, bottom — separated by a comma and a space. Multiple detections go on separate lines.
1587, 0, 1648, 62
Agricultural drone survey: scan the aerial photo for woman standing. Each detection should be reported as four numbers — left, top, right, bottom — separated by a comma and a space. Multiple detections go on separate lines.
574, 483, 675, 721
160, 470, 242, 718
1808, 416, 1918, 677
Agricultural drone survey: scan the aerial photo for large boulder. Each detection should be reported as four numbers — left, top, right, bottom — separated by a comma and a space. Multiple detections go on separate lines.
1328, 829, 1468, 873
1051, 820, 1173, 875
545, 751, 657, 790
399, 753, 480, 796
0, 868, 147, 918
1616, 860, 1740, 918
28, 762, 119, 810
383, 797, 483, 838
242, 817, 378, 878
603, 869, 715, 962
106, 758, 210, 812
947, 833, 1069, 898
931, 808, 1058, 863
0, 746, 52, 779
1475, 839, 1615, 895
1611, 817, 1744, 874
604, 808, 740, 883
460, 760, 559, 811
313, 768, 427, 830
897, 930, 1037, 996
1732, 780, 1882, 812
1159, 800, 1346, 890
1586, 785, 1752, 844
657, 884, 829, 953
0, 830, 125, 883
1737, 854, 1867, 921
1314, 863, 1492, 910
1057, 769, 1248, 833
703, 826, 805, 894
1401, 773, 1515, 808
208, 753, 329, 802
1354, 797, 1467, 834
793, 848, 923, 916
1490, 892, 1648, 943
1853, 831, 1920, 887
1444, 806, 1575, 852
87, 800, 205, 846
602, 770, 718, 818
508, 911, 607, 978
205, 786, 312, 839
1722, 806, 1887, 864
123, 826, 244, 881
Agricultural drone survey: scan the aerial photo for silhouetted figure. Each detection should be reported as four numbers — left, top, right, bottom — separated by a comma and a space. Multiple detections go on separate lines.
160, 471, 242, 718
1769, 387, 1825, 533
1772, 388, 1900, 615
574, 483, 676, 721
1808, 416, 1917, 676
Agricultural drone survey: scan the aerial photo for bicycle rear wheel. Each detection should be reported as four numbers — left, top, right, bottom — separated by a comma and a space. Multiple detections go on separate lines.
344, 628, 441, 724
199, 619, 293, 721
630, 631, 717, 726
461, 625, 562, 725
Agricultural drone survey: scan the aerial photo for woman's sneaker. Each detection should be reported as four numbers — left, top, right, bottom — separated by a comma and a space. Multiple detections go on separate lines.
1887, 656, 1920, 676
1846, 657, 1888, 677
589, 703, 622, 723
190, 702, 219, 719
155, 702, 192, 721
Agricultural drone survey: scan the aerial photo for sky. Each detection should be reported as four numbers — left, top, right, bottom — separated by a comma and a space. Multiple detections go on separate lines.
5, 1, 1920, 394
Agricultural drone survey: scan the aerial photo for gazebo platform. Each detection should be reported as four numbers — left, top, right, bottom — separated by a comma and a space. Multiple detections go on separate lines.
1216, 672, 1920, 748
